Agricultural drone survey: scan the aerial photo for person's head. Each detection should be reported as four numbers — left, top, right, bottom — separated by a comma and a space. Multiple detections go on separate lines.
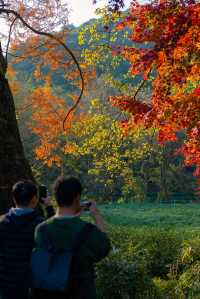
53, 176, 82, 212
12, 180, 38, 208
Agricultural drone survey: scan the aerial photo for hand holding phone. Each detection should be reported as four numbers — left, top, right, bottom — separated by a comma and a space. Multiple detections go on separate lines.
89, 201, 106, 232
89, 201, 100, 217
80, 201, 92, 211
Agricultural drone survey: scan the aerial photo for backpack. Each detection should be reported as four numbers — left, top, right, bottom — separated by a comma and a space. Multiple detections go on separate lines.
31, 223, 92, 292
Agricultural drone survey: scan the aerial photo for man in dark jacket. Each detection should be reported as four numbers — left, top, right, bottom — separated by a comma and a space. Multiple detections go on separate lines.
0, 180, 54, 299
32, 176, 111, 299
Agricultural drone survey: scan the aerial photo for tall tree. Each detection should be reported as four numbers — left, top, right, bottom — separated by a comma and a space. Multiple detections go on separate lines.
0, 0, 83, 212
0, 44, 33, 212
104, 0, 200, 185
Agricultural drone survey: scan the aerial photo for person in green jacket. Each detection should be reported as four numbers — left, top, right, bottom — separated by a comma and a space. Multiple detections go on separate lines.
32, 176, 111, 299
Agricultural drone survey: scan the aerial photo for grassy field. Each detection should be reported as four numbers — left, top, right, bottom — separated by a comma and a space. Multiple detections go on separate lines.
75, 203, 200, 297
94, 203, 200, 298
99, 202, 200, 230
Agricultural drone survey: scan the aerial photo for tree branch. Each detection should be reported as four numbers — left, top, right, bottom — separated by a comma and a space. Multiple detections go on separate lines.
133, 68, 152, 101
0, 7, 85, 131
5, 16, 18, 68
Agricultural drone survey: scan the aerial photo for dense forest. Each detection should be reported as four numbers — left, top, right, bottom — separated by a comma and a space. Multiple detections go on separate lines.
9, 14, 198, 203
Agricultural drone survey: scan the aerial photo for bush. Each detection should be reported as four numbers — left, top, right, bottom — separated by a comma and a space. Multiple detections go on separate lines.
170, 239, 200, 298
95, 225, 200, 298
153, 277, 179, 299
142, 231, 181, 277
123, 230, 182, 277
176, 262, 200, 298
179, 238, 200, 269
96, 252, 155, 299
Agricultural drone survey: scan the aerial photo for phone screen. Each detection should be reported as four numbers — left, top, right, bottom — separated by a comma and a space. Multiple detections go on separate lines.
80, 201, 91, 211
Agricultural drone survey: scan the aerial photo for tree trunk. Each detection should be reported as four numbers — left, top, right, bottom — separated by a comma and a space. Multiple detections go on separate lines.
0, 44, 34, 214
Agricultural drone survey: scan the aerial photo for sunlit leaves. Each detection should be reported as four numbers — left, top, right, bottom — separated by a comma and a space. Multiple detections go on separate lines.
111, 0, 200, 179
63, 99, 156, 201
2, 0, 69, 42
78, 7, 131, 92
28, 84, 72, 167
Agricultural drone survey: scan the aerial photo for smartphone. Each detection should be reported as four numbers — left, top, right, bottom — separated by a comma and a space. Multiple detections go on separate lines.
38, 185, 47, 202
80, 201, 92, 211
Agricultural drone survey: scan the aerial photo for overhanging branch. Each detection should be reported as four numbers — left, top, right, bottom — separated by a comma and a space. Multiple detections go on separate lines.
0, 7, 85, 131
5, 16, 18, 68
133, 68, 152, 101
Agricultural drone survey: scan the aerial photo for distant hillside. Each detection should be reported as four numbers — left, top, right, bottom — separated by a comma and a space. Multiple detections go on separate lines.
12, 16, 136, 89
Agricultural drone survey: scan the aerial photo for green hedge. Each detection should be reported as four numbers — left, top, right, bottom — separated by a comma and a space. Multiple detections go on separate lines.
96, 229, 200, 299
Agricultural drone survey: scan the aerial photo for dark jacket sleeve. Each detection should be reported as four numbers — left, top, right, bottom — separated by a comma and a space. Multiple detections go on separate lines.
85, 223, 111, 263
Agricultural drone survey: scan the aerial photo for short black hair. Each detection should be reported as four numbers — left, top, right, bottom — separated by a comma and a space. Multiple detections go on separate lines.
53, 176, 82, 207
12, 180, 37, 206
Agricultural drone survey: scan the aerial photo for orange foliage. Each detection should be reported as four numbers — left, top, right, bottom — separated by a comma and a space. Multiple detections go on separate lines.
29, 85, 74, 166
110, 0, 200, 182
1, 1, 96, 167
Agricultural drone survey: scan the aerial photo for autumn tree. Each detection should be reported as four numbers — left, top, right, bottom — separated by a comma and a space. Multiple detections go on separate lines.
78, 7, 143, 98
61, 99, 154, 201
0, 0, 84, 212
95, 0, 200, 188
26, 2, 197, 202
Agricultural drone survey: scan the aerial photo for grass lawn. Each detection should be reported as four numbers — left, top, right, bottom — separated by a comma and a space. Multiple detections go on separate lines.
99, 202, 200, 228
87, 203, 200, 297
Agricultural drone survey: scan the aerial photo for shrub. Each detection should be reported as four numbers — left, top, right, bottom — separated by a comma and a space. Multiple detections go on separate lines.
124, 230, 182, 278
153, 277, 179, 299
95, 224, 200, 298
96, 252, 155, 299
179, 238, 200, 269
176, 261, 200, 298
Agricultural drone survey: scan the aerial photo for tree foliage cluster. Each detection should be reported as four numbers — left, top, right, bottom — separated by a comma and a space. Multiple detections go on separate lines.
106, 0, 200, 187
1, 0, 199, 206
7, 2, 198, 202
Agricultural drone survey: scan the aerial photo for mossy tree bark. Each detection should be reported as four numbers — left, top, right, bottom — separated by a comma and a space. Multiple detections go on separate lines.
0, 44, 34, 214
